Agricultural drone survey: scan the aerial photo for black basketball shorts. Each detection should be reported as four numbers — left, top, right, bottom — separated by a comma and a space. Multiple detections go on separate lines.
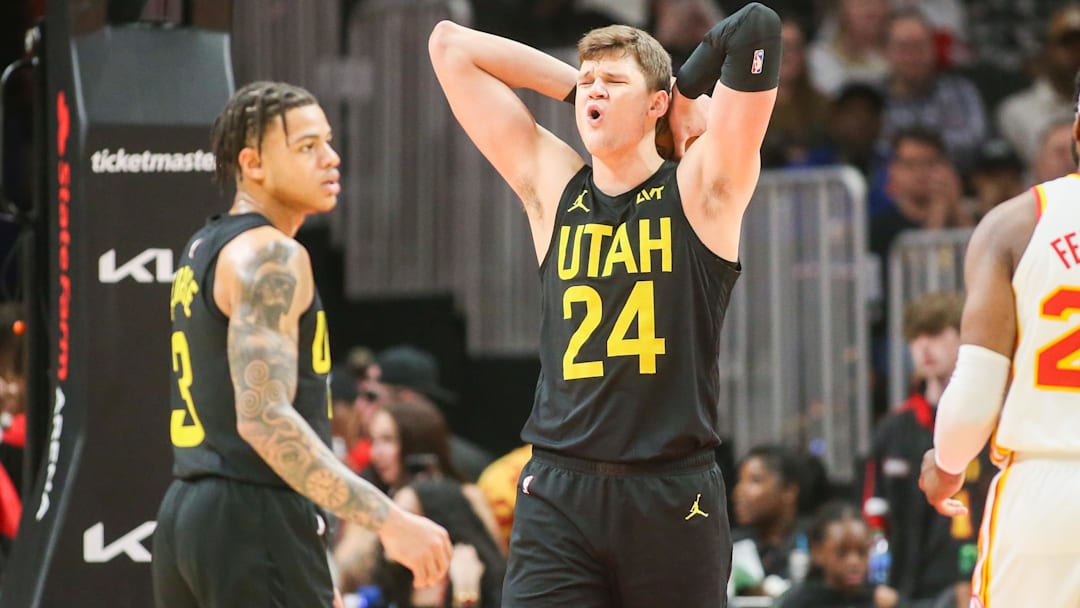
152, 476, 334, 608
503, 448, 732, 607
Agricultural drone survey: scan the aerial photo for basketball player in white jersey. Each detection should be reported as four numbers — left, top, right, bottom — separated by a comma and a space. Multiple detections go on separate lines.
920, 72, 1080, 608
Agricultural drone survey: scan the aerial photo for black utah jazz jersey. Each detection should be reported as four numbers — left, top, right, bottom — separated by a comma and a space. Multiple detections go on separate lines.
168, 213, 332, 486
522, 161, 741, 462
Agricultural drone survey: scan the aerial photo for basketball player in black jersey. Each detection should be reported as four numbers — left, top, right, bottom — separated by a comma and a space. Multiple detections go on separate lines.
152, 82, 452, 608
431, 5, 781, 606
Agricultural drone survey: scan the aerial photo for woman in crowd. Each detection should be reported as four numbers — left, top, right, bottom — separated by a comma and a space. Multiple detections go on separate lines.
335, 398, 505, 607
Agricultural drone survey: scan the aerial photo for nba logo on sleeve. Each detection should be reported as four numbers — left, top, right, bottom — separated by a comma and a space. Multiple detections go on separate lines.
751, 49, 764, 75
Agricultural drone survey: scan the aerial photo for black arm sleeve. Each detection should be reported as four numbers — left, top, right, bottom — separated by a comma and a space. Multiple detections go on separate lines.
675, 2, 782, 98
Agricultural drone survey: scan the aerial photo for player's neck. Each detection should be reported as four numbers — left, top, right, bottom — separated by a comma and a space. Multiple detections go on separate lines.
591, 143, 665, 197
230, 188, 306, 237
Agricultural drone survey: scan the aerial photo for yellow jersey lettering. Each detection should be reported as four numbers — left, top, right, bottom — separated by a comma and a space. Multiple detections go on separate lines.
602, 223, 639, 277
563, 285, 605, 379
639, 218, 672, 273
636, 186, 665, 204
583, 224, 613, 278
170, 265, 199, 321
312, 310, 331, 374
607, 280, 665, 373
558, 225, 585, 281
170, 330, 206, 447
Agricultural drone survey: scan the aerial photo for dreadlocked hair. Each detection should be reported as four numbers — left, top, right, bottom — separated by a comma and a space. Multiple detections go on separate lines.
210, 81, 318, 185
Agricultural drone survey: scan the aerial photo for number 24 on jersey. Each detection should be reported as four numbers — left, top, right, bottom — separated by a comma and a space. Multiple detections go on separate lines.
562, 280, 666, 380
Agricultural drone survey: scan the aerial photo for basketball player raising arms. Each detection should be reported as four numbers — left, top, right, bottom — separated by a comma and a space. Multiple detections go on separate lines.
152, 82, 451, 608
921, 71, 1080, 607
430, 5, 781, 605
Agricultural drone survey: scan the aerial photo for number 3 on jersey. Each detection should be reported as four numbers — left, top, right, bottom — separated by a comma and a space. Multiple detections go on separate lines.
563, 280, 666, 380
170, 330, 205, 447
171, 312, 333, 446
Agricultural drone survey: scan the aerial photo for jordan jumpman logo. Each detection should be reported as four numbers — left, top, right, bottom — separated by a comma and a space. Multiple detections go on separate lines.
684, 494, 709, 520
568, 189, 590, 213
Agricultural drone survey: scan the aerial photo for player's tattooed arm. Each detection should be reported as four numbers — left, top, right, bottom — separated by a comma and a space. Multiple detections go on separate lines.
227, 238, 392, 531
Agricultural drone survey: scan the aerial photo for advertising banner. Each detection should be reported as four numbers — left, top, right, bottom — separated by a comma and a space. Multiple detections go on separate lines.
2, 5, 233, 605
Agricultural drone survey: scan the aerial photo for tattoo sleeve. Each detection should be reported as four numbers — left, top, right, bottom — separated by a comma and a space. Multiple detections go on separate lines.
227, 239, 391, 530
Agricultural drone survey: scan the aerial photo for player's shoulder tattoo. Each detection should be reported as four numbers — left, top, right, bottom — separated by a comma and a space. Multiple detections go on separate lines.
236, 238, 304, 330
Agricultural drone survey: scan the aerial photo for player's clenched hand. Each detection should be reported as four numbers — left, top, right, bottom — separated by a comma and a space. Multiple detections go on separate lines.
918, 449, 968, 517
379, 506, 453, 588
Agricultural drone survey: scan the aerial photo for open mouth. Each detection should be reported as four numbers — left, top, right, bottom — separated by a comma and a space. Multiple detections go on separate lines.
586, 103, 604, 126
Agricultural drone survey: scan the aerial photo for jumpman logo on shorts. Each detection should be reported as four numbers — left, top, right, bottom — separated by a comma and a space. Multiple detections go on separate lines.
684, 493, 709, 520
568, 189, 590, 213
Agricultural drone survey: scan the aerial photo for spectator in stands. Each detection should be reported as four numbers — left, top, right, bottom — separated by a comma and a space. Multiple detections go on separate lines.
374, 345, 494, 482
807, 0, 891, 95
997, 4, 1080, 166
891, 0, 971, 67
476, 443, 533, 553
1032, 118, 1078, 184
862, 292, 990, 608
775, 501, 899, 608
870, 128, 971, 272
335, 398, 504, 601
879, 10, 987, 170
650, 0, 723, 70
338, 346, 383, 473
380, 478, 507, 608
762, 18, 830, 168
803, 83, 888, 190
868, 128, 972, 419
731, 445, 808, 599
966, 138, 1025, 223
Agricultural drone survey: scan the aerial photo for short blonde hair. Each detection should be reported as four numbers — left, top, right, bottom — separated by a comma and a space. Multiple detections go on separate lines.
578, 25, 672, 93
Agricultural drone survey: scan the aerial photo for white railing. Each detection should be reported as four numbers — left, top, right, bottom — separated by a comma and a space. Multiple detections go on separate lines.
720, 167, 872, 480
886, 228, 973, 407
